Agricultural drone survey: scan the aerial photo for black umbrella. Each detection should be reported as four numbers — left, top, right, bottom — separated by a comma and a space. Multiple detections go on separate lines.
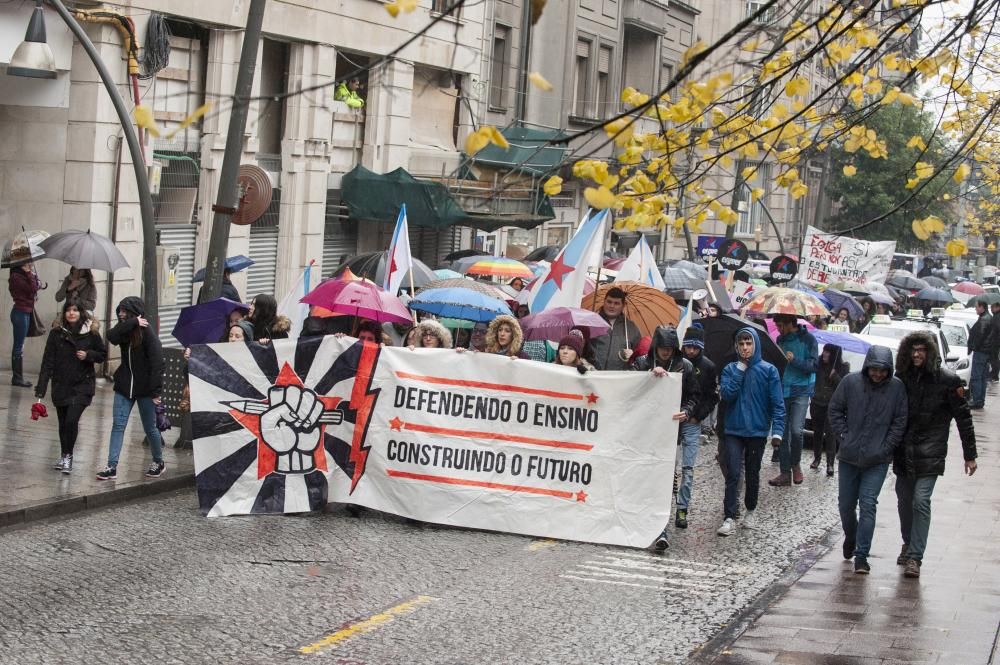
524, 245, 563, 262
332, 251, 436, 290
700, 314, 787, 377
922, 275, 949, 289
442, 249, 489, 263
886, 269, 930, 291
966, 293, 1000, 307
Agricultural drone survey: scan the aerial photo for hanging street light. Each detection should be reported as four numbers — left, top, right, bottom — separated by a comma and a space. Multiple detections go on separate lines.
6, 1, 57, 79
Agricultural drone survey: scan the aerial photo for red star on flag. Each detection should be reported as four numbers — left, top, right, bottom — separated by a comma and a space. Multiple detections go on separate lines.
544, 254, 575, 289
586, 393, 599, 404
575, 490, 588, 503
389, 416, 404, 431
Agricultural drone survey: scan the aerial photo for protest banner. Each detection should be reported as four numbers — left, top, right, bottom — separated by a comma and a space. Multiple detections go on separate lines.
802, 226, 896, 286
730, 281, 755, 309
189, 337, 680, 547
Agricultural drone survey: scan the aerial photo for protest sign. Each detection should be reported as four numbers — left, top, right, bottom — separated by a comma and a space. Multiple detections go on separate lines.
189, 337, 680, 547
802, 226, 895, 286
730, 281, 755, 309
717, 239, 749, 271
769, 255, 798, 283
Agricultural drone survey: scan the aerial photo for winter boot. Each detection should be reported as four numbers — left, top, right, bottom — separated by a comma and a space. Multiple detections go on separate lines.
768, 472, 791, 487
11, 354, 31, 388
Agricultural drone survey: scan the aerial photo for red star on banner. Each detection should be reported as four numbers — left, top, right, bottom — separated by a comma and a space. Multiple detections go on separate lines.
575, 490, 588, 503
586, 393, 599, 404
389, 416, 404, 431
227, 362, 341, 479
544, 254, 575, 289
387, 253, 398, 281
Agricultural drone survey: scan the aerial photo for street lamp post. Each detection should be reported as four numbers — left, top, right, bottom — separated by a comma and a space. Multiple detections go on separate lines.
753, 225, 762, 254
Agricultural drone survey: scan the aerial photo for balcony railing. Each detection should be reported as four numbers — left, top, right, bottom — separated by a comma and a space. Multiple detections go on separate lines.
623, 0, 670, 35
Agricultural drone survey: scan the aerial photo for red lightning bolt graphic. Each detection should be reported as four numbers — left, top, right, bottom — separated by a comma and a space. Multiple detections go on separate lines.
347, 342, 381, 493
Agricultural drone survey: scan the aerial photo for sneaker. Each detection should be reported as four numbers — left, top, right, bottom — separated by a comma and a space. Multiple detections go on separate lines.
96, 466, 117, 481
854, 557, 871, 575
903, 559, 921, 578
653, 534, 669, 551
52, 458, 65, 470
717, 518, 736, 536
768, 473, 791, 487
60, 455, 73, 475
896, 543, 909, 565
741, 510, 758, 529
809, 459, 821, 470
145, 461, 166, 478
970, 403, 985, 410
675, 509, 688, 529
792, 465, 804, 484
842, 539, 855, 560
826, 468, 835, 478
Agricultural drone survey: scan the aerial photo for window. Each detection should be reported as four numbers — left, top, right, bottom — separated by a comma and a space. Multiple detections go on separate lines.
432, 0, 459, 15
661, 63, 674, 100
736, 160, 771, 237
574, 39, 592, 118
746, 0, 776, 24
597, 46, 612, 114
490, 25, 510, 109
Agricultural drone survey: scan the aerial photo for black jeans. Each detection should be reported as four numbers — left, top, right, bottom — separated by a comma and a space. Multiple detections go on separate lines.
56, 404, 88, 456
990, 348, 1000, 381
723, 436, 766, 519
809, 403, 837, 468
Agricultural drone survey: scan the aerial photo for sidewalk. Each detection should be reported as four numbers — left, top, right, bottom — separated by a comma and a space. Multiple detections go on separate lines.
0, 373, 194, 529
697, 383, 1000, 665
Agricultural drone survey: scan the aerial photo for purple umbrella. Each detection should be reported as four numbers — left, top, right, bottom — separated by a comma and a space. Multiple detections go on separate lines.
172, 298, 249, 347
519, 307, 611, 342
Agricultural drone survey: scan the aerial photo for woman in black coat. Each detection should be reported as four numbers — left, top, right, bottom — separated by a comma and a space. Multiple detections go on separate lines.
35, 300, 106, 474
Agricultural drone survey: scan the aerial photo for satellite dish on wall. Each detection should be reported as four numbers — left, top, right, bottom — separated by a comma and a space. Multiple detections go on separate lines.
231, 164, 273, 226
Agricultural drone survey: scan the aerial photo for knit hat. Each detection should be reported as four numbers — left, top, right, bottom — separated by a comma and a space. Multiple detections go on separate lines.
682, 323, 705, 349
558, 329, 585, 356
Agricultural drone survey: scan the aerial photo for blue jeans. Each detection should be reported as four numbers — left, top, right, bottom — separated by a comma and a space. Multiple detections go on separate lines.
676, 421, 702, 511
895, 474, 938, 562
723, 436, 766, 519
779, 394, 809, 473
970, 351, 989, 406
107, 392, 163, 467
838, 461, 889, 559
10, 309, 30, 356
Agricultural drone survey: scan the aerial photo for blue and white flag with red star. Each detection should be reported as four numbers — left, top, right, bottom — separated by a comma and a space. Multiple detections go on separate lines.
527, 209, 609, 314
614, 235, 665, 290
383, 205, 412, 296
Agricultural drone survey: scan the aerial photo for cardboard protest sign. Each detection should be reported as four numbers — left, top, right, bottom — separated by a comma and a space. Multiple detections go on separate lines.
189, 337, 680, 547
730, 280, 755, 310
802, 226, 895, 286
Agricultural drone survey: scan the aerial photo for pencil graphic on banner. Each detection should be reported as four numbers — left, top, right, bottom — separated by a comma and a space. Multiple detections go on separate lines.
224, 400, 344, 424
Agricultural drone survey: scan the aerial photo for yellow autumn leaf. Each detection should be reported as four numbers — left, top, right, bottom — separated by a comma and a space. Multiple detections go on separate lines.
133, 105, 161, 138
528, 72, 553, 92
921, 215, 944, 233
741, 166, 758, 182
905, 177, 920, 189
946, 239, 967, 257
543, 175, 563, 196
584, 186, 616, 210
775, 168, 799, 188
849, 87, 864, 106
385, 0, 417, 15
464, 128, 490, 155
911, 219, 930, 240
750, 187, 765, 202
784, 76, 810, 98
914, 162, 934, 179
164, 102, 212, 139
906, 135, 926, 151
843, 165, 857, 177
954, 163, 970, 183
790, 182, 808, 200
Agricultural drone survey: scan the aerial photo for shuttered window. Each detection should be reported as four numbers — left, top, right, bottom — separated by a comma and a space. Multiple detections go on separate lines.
247, 226, 280, 298
156, 224, 198, 348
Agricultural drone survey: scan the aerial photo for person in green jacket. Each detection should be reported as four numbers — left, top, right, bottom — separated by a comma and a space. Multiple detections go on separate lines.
334, 78, 365, 109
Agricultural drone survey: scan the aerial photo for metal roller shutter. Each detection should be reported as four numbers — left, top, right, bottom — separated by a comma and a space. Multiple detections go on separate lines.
156, 224, 198, 348
247, 226, 280, 298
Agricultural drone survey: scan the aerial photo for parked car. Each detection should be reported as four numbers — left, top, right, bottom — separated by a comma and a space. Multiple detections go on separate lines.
859, 316, 971, 384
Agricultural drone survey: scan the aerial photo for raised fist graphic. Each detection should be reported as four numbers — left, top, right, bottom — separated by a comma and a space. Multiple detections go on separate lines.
259, 385, 325, 473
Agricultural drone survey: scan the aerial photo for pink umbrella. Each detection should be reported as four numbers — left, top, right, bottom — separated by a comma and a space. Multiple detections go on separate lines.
520, 307, 611, 341
301, 275, 412, 324
953, 281, 984, 296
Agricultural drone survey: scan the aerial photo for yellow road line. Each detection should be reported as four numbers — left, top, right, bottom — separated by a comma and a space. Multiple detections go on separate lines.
527, 538, 557, 551
299, 595, 436, 654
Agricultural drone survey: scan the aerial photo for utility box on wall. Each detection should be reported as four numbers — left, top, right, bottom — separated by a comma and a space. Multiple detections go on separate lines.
157, 245, 181, 307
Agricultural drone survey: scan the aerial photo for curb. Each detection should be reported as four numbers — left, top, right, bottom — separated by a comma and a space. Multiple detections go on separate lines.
0, 474, 195, 531
685, 526, 840, 665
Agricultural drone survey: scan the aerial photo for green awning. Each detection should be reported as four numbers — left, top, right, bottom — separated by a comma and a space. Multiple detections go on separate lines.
469, 126, 568, 177
341, 165, 553, 232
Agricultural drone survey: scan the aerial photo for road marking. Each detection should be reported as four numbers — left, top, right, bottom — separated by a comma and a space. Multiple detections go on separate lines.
299, 595, 436, 654
561, 555, 743, 595
527, 539, 557, 551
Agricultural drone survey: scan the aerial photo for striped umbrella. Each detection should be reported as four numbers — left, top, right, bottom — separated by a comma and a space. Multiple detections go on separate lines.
462, 256, 535, 279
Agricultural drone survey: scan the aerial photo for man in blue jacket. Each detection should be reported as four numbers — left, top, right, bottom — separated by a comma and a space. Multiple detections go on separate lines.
828, 345, 908, 574
718, 327, 785, 536
770, 314, 818, 487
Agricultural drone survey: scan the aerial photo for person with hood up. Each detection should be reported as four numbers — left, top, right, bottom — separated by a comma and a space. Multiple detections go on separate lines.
410, 319, 453, 349
634, 325, 701, 550
893, 332, 977, 579
484, 314, 526, 358
227, 320, 255, 343
828, 345, 908, 574
674, 324, 718, 530
34, 300, 106, 474
97, 297, 167, 481
717, 327, 785, 536
809, 343, 849, 476
552, 329, 593, 373
770, 314, 818, 487
590, 287, 641, 370
247, 294, 291, 343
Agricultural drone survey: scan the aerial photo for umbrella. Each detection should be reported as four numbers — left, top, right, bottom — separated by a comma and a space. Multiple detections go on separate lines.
408, 287, 512, 323
966, 293, 1000, 307
439, 317, 476, 329
433, 268, 464, 279
442, 249, 489, 263
192, 255, 254, 282
524, 262, 547, 278
923, 275, 949, 289
822, 288, 865, 320
419, 277, 507, 299
603, 257, 627, 270
662, 268, 704, 291
524, 245, 562, 262
867, 291, 896, 306
38, 229, 129, 272
700, 314, 787, 376
582, 281, 680, 336
333, 251, 437, 290
789, 281, 832, 309
830, 280, 894, 299
301, 275, 413, 325
670, 260, 709, 280
953, 281, 984, 296
462, 256, 534, 280
744, 286, 830, 318
172, 298, 249, 347
2, 229, 49, 268
915, 287, 954, 303
520, 307, 611, 342
886, 270, 930, 291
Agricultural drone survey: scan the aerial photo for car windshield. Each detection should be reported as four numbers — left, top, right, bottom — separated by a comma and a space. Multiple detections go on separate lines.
865, 325, 911, 340
941, 323, 968, 346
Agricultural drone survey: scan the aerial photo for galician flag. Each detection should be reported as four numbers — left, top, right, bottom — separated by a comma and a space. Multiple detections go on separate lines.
383, 204, 413, 295
528, 209, 609, 313
614, 235, 665, 289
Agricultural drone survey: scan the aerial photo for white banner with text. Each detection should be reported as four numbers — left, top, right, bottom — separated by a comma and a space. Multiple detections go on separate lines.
802, 226, 896, 286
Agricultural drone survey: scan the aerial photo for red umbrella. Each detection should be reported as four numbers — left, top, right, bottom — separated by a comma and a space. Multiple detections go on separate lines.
953, 281, 984, 296
520, 307, 611, 341
301, 273, 412, 324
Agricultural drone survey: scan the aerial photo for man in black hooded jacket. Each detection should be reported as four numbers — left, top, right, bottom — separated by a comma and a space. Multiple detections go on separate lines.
634, 325, 700, 550
893, 331, 977, 578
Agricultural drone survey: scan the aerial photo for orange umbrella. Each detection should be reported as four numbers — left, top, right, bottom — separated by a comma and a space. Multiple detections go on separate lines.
464, 257, 535, 279
582, 281, 680, 336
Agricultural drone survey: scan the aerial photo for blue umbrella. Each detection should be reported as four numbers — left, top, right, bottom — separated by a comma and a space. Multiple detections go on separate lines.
823, 288, 865, 320
192, 255, 254, 282
409, 287, 512, 323
172, 298, 249, 346
433, 268, 463, 279
915, 287, 955, 303
813, 328, 871, 356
